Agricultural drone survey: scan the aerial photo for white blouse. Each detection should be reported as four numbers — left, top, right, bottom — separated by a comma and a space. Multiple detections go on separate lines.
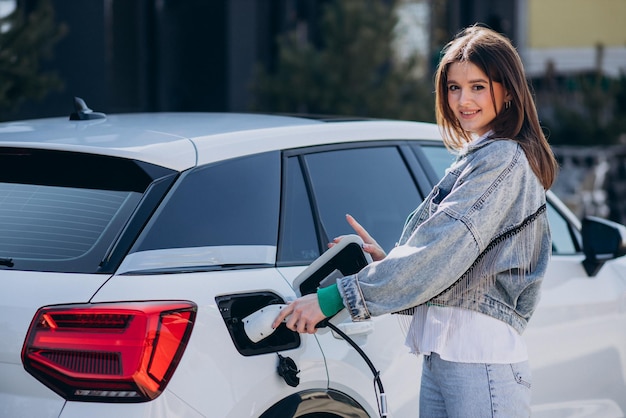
404, 305, 528, 363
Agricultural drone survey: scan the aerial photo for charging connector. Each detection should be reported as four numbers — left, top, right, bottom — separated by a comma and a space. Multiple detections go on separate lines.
242, 304, 289, 343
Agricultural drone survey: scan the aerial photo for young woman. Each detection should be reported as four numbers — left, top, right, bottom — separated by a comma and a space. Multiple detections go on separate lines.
273, 25, 558, 417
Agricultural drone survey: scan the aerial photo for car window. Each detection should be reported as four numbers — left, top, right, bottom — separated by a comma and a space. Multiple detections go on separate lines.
420, 144, 455, 179
0, 148, 168, 273
280, 146, 425, 262
546, 201, 579, 254
134, 152, 281, 253
0, 183, 138, 264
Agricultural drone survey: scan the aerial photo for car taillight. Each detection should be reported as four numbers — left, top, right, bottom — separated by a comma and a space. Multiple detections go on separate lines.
21, 301, 196, 402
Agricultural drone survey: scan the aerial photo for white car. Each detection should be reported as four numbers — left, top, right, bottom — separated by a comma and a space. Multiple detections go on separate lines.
1, 102, 625, 417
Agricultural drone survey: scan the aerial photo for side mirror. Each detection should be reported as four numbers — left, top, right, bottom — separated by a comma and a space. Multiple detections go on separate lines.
581, 216, 626, 276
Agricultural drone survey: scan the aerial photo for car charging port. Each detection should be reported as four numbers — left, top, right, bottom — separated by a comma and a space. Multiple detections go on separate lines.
216, 292, 300, 356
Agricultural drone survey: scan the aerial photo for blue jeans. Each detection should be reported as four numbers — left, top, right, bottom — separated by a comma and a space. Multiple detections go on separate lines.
419, 353, 531, 417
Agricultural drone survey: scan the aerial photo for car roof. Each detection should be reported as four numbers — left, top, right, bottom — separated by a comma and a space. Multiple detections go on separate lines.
0, 112, 443, 171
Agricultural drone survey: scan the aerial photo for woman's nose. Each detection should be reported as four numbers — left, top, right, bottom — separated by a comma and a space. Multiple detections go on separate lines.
459, 88, 471, 105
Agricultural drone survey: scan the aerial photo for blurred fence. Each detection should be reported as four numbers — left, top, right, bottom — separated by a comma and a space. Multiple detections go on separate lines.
552, 145, 626, 225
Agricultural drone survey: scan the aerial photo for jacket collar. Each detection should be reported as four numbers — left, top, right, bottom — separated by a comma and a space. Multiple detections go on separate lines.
461, 131, 498, 155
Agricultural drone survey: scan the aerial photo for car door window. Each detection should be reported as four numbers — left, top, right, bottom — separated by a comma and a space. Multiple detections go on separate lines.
420, 144, 455, 179
280, 146, 425, 265
546, 202, 579, 254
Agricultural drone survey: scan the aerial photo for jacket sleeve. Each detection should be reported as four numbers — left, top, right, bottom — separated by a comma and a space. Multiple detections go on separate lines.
336, 141, 530, 320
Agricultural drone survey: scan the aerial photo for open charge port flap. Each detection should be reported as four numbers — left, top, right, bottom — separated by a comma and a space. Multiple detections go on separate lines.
216, 292, 300, 356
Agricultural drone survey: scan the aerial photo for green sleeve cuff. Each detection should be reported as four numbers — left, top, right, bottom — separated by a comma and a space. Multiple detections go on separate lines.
317, 283, 345, 317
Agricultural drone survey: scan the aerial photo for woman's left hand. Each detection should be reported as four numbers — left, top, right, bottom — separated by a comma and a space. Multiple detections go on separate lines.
329, 214, 386, 261
272, 294, 327, 334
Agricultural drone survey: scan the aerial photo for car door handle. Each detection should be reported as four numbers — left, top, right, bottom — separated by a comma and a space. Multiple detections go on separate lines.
332, 320, 374, 338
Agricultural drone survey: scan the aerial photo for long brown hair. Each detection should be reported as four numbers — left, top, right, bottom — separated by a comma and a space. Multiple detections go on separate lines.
434, 25, 558, 189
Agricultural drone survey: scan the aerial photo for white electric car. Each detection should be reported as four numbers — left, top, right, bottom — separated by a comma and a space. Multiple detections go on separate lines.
1, 101, 625, 417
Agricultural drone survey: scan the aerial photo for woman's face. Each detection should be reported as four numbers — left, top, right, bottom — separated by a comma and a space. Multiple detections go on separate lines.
446, 61, 510, 137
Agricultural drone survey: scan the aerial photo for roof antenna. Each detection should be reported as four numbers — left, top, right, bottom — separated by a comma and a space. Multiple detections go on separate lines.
69, 97, 106, 120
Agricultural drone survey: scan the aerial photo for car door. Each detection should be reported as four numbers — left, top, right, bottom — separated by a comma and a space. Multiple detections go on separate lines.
277, 142, 433, 417
417, 142, 626, 417
526, 197, 626, 417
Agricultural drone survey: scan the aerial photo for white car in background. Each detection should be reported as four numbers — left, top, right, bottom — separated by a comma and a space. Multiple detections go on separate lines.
0, 101, 625, 417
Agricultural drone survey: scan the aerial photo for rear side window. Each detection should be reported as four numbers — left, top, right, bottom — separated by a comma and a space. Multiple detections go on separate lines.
0, 148, 172, 273
134, 152, 281, 252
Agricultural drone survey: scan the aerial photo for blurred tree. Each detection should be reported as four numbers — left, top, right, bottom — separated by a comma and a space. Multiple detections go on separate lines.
541, 72, 626, 146
0, 0, 66, 120
251, 0, 435, 122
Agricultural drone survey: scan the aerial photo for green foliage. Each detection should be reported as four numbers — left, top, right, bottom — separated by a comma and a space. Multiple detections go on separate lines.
250, 0, 434, 122
542, 73, 626, 146
0, 0, 67, 119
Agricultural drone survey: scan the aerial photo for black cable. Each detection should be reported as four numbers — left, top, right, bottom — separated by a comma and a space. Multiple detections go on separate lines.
319, 320, 387, 417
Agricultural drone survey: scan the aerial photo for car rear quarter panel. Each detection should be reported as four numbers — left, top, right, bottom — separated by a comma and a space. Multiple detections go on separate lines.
90, 268, 331, 418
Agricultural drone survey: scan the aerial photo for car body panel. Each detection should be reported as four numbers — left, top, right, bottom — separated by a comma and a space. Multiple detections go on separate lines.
90, 268, 334, 417
191, 120, 442, 167
0, 272, 110, 418
0, 362, 65, 418
527, 255, 626, 414
0, 272, 109, 364
57, 391, 205, 418
0, 113, 323, 171
532, 399, 624, 418
278, 265, 422, 416
0, 115, 196, 171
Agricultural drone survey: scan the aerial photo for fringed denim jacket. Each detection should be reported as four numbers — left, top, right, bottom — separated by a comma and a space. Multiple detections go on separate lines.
336, 138, 551, 334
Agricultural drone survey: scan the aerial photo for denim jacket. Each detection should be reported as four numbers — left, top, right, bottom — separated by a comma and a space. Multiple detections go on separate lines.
336, 138, 551, 334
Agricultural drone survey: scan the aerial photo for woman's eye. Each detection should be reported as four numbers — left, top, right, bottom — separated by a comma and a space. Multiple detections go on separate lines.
448, 85, 459, 91
473, 85, 485, 91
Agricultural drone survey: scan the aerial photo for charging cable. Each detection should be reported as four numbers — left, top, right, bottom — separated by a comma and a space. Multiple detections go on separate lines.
243, 305, 389, 417
317, 319, 388, 418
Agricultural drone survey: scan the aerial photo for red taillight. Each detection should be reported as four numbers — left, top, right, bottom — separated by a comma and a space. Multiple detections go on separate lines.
21, 301, 196, 402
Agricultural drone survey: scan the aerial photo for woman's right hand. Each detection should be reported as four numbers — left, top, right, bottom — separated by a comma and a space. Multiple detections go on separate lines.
329, 214, 387, 261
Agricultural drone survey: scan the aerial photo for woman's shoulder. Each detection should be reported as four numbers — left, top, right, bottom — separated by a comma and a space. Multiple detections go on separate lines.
466, 138, 525, 168
457, 139, 541, 190
473, 137, 519, 153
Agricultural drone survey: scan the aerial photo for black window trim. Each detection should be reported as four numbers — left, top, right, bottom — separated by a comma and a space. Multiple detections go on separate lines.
409, 141, 453, 185
100, 172, 180, 273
